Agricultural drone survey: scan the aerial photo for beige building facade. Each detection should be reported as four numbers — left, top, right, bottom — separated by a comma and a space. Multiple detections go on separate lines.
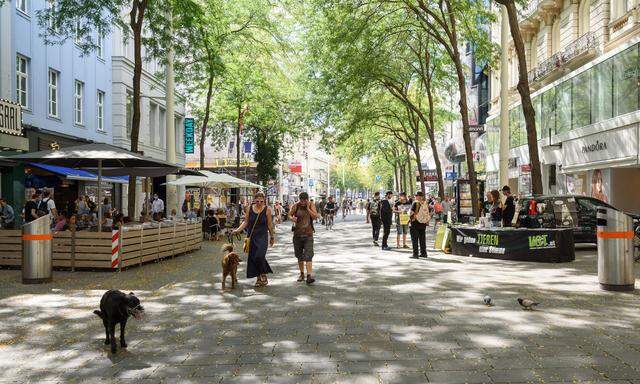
486, 0, 640, 214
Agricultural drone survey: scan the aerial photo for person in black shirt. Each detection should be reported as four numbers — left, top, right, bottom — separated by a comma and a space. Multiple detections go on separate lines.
501, 185, 515, 227
24, 194, 40, 223
410, 191, 428, 259
368, 192, 382, 246
380, 191, 394, 250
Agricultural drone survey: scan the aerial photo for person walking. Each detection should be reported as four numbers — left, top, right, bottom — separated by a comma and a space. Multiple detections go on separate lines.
232, 192, 275, 287
501, 186, 515, 227
289, 192, 318, 284
365, 198, 371, 223
41, 190, 58, 221
24, 194, 40, 223
393, 192, 412, 248
369, 192, 382, 246
441, 195, 451, 224
0, 198, 15, 229
410, 191, 429, 259
380, 191, 394, 250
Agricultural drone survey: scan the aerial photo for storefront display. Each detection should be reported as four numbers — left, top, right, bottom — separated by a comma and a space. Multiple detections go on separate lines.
450, 226, 575, 263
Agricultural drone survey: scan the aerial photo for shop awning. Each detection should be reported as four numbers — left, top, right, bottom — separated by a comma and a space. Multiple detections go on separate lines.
29, 163, 129, 184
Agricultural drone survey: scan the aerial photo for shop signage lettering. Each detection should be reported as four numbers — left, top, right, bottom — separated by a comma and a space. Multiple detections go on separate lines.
478, 245, 506, 254
184, 118, 195, 154
581, 140, 607, 154
528, 234, 557, 249
0, 99, 22, 136
456, 235, 476, 244
508, 157, 518, 168
476, 233, 499, 246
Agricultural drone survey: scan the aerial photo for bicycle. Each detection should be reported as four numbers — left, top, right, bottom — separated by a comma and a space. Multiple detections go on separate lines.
325, 210, 335, 230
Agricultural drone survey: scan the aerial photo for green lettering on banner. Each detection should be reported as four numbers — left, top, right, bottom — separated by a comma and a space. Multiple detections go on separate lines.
528, 234, 548, 249
477, 233, 499, 246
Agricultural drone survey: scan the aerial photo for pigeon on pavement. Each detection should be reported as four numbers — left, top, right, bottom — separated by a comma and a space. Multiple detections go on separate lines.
483, 295, 493, 306
518, 298, 539, 310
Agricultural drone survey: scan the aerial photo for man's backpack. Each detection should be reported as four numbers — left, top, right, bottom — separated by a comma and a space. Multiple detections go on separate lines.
416, 202, 431, 224
369, 199, 380, 217
37, 199, 50, 217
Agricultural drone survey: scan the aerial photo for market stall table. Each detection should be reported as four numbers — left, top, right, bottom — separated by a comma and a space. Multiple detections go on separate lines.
449, 225, 575, 263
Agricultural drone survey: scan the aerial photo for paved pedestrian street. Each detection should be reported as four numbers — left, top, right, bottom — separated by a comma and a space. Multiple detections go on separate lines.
2, 217, 640, 384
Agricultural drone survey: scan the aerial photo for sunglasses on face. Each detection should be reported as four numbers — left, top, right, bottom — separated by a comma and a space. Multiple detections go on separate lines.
254, 200, 264, 204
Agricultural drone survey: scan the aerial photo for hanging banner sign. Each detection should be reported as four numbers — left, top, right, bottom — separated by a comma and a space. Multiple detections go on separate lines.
289, 160, 302, 173
184, 118, 195, 154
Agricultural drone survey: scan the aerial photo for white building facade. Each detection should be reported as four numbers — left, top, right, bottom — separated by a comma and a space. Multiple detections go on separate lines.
486, 0, 640, 214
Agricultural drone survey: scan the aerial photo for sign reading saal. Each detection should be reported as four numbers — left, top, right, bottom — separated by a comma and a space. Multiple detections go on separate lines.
0, 99, 22, 136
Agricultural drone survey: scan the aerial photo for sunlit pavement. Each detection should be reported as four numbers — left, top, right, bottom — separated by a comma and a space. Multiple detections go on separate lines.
2, 216, 640, 383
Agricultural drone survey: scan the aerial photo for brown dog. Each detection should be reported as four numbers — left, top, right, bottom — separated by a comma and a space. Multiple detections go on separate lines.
221, 243, 241, 289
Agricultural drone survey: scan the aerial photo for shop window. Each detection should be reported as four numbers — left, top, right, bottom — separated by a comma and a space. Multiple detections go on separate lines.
572, 70, 591, 129
556, 80, 572, 135
532, 95, 542, 139
541, 87, 556, 138
518, 106, 526, 146
613, 45, 639, 117
591, 58, 613, 123
509, 108, 520, 148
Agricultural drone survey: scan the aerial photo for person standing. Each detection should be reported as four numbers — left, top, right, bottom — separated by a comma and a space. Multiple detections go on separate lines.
441, 195, 451, 224
289, 192, 318, 284
0, 198, 15, 229
41, 190, 58, 220
489, 190, 503, 227
369, 192, 382, 246
232, 192, 275, 287
380, 191, 394, 250
151, 193, 165, 220
393, 192, 412, 248
24, 194, 40, 223
410, 191, 429, 259
501, 186, 515, 227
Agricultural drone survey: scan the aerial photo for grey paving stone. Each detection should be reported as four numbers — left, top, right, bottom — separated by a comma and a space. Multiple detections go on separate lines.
487, 368, 538, 383
378, 372, 428, 384
426, 370, 492, 384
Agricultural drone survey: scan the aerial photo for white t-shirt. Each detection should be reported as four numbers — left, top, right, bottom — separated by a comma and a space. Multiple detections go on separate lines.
152, 198, 164, 213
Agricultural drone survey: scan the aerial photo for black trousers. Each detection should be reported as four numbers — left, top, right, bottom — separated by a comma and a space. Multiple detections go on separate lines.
381, 219, 392, 247
371, 216, 381, 241
410, 223, 427, 257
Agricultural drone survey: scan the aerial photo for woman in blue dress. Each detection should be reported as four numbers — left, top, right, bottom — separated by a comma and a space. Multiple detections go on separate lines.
232, 192, 274, 287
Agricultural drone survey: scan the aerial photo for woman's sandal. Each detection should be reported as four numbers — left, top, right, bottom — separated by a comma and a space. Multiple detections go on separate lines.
297, 274, 305, 282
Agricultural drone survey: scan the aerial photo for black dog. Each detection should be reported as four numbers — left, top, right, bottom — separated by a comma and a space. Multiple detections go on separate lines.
93, 290, 144, 353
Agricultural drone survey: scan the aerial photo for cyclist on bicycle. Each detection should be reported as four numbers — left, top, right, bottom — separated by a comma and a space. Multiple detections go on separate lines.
324, 196, 337, 229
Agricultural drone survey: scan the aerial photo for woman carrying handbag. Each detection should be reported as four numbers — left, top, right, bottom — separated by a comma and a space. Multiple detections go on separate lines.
232, 192, 275, 287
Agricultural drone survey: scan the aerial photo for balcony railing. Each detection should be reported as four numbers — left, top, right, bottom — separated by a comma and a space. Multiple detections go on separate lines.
528, 32, 597, 83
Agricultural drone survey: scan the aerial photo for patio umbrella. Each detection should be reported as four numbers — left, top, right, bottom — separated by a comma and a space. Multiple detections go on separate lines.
5, 143, 188, 232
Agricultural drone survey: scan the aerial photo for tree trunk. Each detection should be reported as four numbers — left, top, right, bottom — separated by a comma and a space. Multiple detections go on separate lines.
451, 45, 480, 217
405, 145, 414, 195
393, 162, 400, 192
127, 0, 147, 219
500, 0, 543, 195
423, 62, 445, 200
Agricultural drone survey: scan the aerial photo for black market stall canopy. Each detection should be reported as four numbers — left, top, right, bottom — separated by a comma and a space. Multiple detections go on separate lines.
4, 143, 201, 231
449, 226, 575, 263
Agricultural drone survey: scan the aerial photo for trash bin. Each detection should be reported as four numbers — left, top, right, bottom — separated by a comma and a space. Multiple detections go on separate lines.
597, 207, 635, 291
22, 214, 53, 284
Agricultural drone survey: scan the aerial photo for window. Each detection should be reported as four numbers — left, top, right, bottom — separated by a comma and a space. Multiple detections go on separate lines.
74, 19, 81, 45
509, 108, 521, 148
125, 90, 133, 137
48, 69, 59, 118
46, 0, 57, 31
611, 0, 630, 20
74, 81, 84, 125
591, 58, 613, 123
532, 95, 541, 138
96, 30, 104, 58
97, 90, 105, 131
16, 0, 27, 13
159, 107, 166, 147
541, 87, 556, 138
16, 55, 29, 108
149, 102, 157, 145
613, 45, 639, 117
571, 70, 590, 129
175, 116, 183, 153
578, 0, 590, 36
551, 18, 560, 54
556, 80, 572, 134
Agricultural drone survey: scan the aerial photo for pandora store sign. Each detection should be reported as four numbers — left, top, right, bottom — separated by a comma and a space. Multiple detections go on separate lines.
562, 125, 638, 168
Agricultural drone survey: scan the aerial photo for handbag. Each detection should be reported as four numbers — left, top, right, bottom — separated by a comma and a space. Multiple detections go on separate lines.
243, 209, 262, 253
